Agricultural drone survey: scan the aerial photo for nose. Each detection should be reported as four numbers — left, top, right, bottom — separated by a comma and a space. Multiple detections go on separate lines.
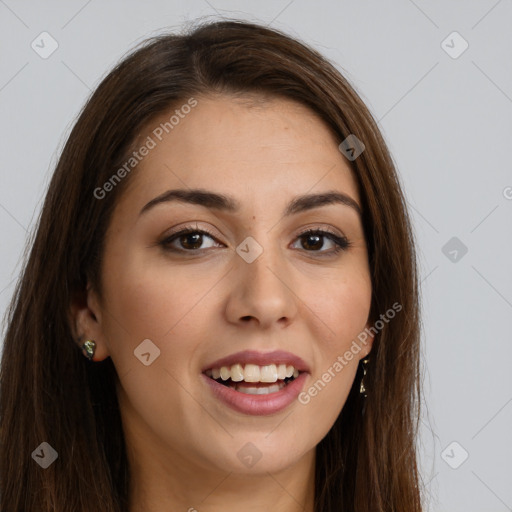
224, 245, 299, 330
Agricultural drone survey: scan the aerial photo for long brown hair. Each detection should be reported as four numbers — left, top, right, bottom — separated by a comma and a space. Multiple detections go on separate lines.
0, 19, 422, 511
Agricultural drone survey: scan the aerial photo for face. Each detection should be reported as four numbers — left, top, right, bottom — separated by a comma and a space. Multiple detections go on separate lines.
77, 94, 373, 477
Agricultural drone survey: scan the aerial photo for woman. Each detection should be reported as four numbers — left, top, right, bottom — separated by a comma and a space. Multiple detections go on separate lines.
0, 19, 422, 511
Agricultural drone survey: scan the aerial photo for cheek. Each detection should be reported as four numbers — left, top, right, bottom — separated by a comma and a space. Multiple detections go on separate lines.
100, 253, 216, 376
103, 245, 214, 333
306, 266, 372, 347
297, 263, 371, 413
295, 277, 370, 436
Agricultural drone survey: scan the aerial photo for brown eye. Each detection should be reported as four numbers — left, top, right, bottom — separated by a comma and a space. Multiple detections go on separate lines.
178, 232, 203, 250
160, 228, 221, 252
291, 229, 351, 255
300, 233, 324, 251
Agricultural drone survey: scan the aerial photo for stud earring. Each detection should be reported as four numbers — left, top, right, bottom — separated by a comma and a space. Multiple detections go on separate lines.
81, 339, 96, 361
359, 358, 369, 397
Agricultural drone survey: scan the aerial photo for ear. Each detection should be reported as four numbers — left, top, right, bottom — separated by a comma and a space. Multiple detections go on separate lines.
358, 321, 375, 360
68, 282, 111, 362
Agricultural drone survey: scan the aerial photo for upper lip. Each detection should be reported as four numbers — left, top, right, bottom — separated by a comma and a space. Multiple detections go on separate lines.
202, 350, 310, 373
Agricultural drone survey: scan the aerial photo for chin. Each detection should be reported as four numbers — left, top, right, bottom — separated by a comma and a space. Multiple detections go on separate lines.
198, 434, 312, 475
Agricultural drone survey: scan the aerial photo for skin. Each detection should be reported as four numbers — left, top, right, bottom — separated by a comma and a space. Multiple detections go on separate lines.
71, 94, 374, 512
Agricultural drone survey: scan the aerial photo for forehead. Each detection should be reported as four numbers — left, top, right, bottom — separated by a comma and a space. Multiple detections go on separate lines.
118, 94, 360, 216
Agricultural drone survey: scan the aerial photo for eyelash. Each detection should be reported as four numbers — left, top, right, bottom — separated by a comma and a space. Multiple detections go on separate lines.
159, 226, 352, 256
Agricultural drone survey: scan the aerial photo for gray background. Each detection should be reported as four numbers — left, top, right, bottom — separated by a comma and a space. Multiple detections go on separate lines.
1, 1, 511, 510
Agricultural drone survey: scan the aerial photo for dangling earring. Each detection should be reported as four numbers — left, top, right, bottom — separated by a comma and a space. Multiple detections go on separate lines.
359, 358, 369, 397
81, 339, 96, 361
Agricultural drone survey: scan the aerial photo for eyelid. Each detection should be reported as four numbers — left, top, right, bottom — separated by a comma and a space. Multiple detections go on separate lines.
160, 225, 224, 250
163, 222, 346, 240
159, 222, 351, 255
291, 227, 351, 254
162, 222, 223, 241
293, 223, 346, 239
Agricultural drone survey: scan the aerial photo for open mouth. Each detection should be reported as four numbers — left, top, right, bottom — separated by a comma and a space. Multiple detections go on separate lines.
204, 363, 302, 395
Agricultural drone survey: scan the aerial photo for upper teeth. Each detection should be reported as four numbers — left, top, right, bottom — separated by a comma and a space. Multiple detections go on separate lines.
206, 363, 299, 383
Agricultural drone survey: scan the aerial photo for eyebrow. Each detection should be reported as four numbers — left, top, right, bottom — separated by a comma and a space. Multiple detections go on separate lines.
139, 188, 362, 218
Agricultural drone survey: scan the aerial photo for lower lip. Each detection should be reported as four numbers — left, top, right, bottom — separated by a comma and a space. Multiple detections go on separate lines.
202, 372, 309, 416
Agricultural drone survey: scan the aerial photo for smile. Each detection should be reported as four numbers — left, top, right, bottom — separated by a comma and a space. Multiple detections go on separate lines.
201, 351, 310, 415
205, 363, 301, 395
